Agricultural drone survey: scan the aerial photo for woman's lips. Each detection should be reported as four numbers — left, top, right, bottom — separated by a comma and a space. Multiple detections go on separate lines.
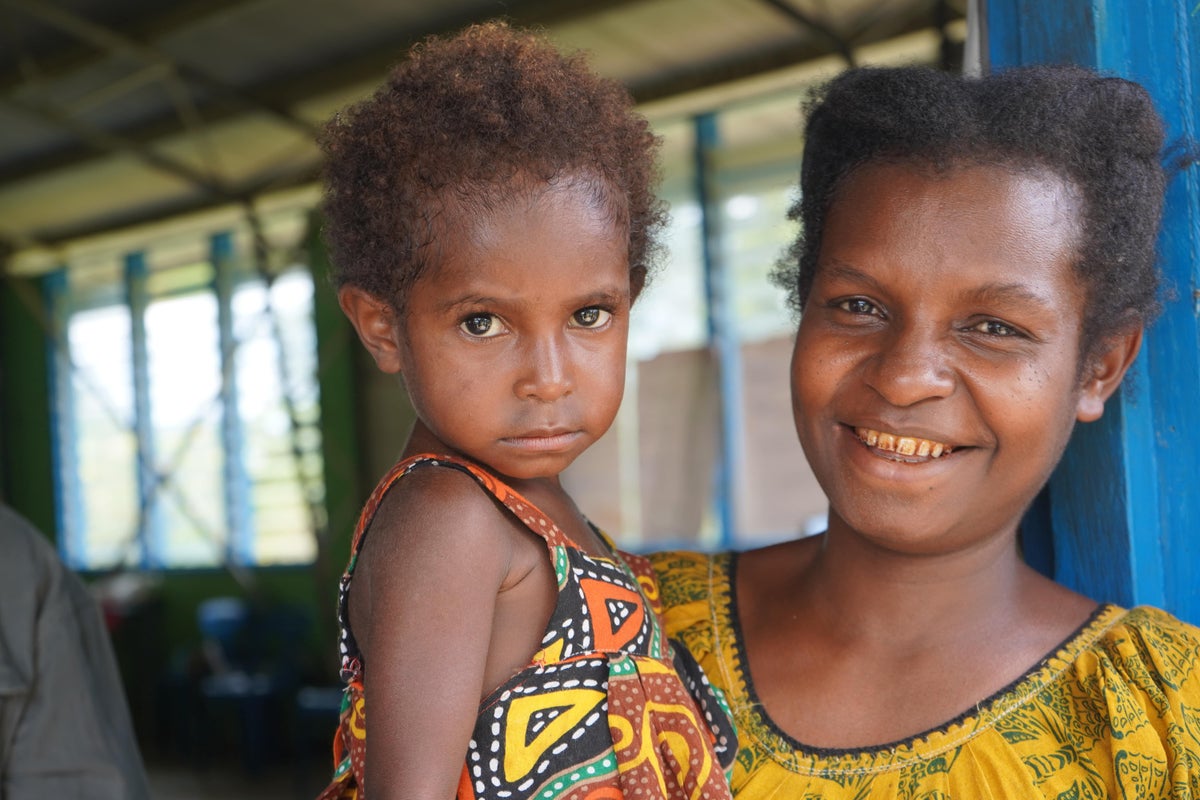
854, 426, 953, 459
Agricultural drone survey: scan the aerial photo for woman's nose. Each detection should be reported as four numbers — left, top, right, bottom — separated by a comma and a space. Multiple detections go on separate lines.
862, 326, 955, 407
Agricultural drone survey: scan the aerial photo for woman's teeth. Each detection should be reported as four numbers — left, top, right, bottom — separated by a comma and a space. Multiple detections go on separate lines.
855, 427, 951, 458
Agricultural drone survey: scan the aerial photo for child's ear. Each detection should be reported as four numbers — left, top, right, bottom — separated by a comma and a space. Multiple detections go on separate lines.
338, 286, 404, 374
1076, 326, 1143, 422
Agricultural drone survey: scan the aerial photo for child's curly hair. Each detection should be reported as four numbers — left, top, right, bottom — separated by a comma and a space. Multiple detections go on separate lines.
320, 22, 665, 313
774, 64, 1166, 361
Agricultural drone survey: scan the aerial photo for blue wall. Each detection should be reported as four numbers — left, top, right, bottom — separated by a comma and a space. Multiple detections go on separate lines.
988, 0, 1200, 623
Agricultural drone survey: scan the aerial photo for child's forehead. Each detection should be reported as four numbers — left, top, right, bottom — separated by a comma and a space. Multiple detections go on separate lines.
432, 174, 627, 244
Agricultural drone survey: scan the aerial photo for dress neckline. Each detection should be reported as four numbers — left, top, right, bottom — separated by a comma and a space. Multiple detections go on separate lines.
713, 550, 1126, 773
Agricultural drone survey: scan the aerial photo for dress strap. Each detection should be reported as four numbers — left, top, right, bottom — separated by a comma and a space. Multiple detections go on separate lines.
349, 453, 575, 560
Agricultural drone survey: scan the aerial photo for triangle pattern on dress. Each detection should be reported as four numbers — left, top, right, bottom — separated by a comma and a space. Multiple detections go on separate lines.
503, 688, 606, 782
580, 577, 646, 651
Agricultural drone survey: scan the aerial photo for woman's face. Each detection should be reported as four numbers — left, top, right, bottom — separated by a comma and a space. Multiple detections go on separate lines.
791, 161, 1113, 554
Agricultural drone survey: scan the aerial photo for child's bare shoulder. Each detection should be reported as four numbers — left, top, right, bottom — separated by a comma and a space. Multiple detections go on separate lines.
350, 463, 537, 650
365, 463, 521, 560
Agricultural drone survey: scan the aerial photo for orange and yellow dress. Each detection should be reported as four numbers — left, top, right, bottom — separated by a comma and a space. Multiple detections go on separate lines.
318, 455, 736, 800
651, 550, 1200, 799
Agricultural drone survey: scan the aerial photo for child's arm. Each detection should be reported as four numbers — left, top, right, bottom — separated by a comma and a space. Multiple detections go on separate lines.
350, 467, 527, 800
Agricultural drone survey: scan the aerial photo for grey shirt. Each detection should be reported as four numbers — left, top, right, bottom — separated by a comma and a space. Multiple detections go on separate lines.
0, 504, 150, 800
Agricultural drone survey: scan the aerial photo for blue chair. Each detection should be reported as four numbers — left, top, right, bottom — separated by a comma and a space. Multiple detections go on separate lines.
196, 596, 309, 774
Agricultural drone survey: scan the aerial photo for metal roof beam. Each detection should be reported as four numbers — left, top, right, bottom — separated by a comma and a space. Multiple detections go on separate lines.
0, 0, 641, 187
0, 0, 319, 138
756, 0, 856, 67
1, 93, 230, 198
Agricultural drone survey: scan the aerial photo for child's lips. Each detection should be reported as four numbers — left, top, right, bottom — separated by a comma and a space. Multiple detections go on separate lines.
502, 430, 582, 453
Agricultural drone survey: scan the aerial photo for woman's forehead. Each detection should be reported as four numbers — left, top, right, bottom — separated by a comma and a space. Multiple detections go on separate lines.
819, 161, 1086, 302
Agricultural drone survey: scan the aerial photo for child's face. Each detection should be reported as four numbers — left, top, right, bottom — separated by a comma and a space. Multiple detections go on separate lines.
392, 181, 631, 482
791, 161, 1122, 552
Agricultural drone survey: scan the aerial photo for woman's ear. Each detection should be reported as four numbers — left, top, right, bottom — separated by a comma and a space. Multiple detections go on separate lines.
338, 286, 404, 374
1076, 326, 1143, 423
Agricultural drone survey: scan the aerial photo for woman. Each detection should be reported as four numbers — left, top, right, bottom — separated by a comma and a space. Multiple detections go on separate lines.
651, 64, 1200, 798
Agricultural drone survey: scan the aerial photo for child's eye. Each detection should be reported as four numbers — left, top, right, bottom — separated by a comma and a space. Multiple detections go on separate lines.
460, 314, 506, 338
570, 307, 611, 328
836, 297, 882, 317
967, 319, 1021, 337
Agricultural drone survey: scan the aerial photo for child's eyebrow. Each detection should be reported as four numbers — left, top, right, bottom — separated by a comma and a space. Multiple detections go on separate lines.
437, 287, 630, 314
438, 294, 498, 313
573, 288, 630, 307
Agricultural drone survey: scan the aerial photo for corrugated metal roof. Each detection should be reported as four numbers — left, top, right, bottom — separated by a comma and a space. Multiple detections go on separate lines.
0, 0, 966, 264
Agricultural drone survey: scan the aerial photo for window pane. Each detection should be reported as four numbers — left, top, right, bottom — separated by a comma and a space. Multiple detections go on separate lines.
233, 269, 323, 565
145, 289, 227, 567
66, 304, 140, 568
715, 91, 825, 544
630, 120, 708, 360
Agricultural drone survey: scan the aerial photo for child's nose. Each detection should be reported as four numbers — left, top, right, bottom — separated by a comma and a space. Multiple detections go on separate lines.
514, 334, 574, 401
862, 325, 955, 407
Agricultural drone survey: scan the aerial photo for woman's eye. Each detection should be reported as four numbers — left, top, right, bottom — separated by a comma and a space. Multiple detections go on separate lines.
570, 307, 611, 328
969, 319, 1020, 337
460, 314, 504, 338
837, 297, 881, 316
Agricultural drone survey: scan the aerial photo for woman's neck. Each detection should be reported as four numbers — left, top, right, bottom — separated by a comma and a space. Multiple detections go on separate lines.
735, 516, 1098, 749
765, 515, 1065, 652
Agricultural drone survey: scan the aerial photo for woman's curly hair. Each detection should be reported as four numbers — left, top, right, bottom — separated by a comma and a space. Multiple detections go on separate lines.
320, 22, 665, 313
774, 64, 1166, 358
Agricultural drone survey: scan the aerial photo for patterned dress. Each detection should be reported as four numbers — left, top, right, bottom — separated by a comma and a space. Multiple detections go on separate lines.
650, 550, 1200, 800
318, 455, 736, 800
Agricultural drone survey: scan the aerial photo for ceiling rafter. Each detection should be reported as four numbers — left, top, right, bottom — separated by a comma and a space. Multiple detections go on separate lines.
22, 160, 320, 247
0, 0, 643, 188
0, 0, 319, 136
0, 0, 257, 92
1, 93, 231, 197
756, 0, 856, 67
0, 0, 966, 251
629, 4, 960, 104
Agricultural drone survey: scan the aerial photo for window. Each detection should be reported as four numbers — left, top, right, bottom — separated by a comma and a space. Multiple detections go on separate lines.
564, 105, 827, 550
48, 225, 325, 570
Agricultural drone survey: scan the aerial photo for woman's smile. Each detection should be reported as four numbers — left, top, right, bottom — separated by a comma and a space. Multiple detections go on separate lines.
853, 425, 953, 460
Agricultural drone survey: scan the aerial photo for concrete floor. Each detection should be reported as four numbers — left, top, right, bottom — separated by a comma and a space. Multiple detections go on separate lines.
146, 757, 330, 800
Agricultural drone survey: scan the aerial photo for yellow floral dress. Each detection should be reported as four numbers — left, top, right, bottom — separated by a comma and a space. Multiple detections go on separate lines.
650, 550, 1200, 800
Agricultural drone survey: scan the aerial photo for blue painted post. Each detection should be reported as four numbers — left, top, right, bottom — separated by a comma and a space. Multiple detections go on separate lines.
694, 113, 743, 548
212, 231, 254, 565
41, 269, 85, 566
125, 251, 158, 568
988, 0, 1200, 623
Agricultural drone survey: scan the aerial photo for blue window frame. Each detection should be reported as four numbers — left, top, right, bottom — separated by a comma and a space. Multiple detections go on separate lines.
47, 229, 325, 570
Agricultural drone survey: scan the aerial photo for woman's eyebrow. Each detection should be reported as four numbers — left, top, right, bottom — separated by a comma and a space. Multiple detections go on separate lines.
966, 283, 1056, 310
818, 260, 882, 289
821, 261, 1057, 310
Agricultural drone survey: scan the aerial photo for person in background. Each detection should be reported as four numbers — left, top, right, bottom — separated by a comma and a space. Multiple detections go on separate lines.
651, 64, 1200, 798
0, 501, 150, 799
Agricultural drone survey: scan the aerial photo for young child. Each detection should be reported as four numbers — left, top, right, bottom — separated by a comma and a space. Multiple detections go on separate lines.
314, 23, 735, 800
651, 65, 1200, 797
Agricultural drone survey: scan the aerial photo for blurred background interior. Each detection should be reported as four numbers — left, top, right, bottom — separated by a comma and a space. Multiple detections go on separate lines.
0, 0, 968, 795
